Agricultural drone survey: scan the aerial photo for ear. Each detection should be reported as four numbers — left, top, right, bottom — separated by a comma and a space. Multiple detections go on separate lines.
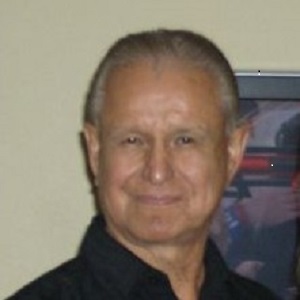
226, 122, 250, 184
83, 123, 100, 178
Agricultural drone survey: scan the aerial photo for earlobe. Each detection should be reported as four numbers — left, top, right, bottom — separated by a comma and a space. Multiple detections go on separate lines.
83, 123, 100, 178
227, 123, 250, 184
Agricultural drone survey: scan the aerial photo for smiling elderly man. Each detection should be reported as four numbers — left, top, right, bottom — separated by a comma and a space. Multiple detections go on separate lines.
8, 30, 278, 300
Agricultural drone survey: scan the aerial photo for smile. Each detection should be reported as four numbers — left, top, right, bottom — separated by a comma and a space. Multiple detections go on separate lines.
135, 194, 181, 206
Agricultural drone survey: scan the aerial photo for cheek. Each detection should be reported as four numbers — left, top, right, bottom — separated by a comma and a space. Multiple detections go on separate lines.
176, 149, 228, 203
98, 148, 142, 196
177, 154, 208, 185
177, 149, 225, 180
96, 150, 135, 221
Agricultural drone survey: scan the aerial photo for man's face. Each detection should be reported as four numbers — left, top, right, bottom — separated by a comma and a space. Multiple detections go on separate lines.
84, 60, 247, 247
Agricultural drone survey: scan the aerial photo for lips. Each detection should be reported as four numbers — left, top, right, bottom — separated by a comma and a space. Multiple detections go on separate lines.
135, 194, 181, 205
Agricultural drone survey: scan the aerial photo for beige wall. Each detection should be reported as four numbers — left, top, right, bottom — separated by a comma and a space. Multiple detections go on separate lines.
1, 0, 300, 297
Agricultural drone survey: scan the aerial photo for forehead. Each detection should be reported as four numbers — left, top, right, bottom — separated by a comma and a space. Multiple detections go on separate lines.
100, 59, 224, 128
105, 58, 220, 91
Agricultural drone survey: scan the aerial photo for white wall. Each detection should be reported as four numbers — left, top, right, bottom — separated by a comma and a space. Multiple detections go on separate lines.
1, 0, 300, 297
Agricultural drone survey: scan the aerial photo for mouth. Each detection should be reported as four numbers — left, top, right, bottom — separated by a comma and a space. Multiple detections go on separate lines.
135, 194, 181, 206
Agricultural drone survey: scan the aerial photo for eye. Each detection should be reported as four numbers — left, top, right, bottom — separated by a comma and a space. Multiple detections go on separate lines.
122, 135, 143, 146
175, 135, 195, 145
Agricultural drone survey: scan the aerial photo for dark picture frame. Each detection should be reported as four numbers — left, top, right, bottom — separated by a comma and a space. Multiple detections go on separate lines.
211, 72, 300, 300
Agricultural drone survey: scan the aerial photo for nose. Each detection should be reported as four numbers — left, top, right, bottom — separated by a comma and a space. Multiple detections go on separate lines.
142, 142, 174, 185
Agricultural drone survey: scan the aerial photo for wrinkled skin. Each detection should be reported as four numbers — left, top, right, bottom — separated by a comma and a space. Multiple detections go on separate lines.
84, 60, 248, 251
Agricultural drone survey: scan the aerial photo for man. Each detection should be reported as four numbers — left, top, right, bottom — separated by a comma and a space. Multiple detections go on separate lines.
8, 29, 277, 299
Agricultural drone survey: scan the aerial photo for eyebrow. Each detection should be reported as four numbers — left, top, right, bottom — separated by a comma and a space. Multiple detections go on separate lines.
104, 124, 209, 138
103, 126, 144, 139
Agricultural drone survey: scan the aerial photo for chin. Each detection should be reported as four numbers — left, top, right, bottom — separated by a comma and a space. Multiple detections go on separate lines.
126, 217, 207, 246
130, 230, 182, 246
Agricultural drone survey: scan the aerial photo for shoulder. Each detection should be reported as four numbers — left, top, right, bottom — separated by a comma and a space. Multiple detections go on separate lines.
6, 258, 87, 300
226, 271, 279, 300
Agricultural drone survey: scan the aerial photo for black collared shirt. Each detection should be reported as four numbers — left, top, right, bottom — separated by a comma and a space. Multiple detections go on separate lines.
7, 216, 278, 300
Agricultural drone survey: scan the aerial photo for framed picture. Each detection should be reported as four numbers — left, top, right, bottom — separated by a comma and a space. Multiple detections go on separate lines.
211, 72, 300, 300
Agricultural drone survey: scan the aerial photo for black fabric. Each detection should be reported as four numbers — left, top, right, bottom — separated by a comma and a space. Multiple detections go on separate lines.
7, 215, 278, 300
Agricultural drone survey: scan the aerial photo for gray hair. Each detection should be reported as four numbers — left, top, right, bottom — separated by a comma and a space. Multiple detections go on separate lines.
84, 29, 239, 131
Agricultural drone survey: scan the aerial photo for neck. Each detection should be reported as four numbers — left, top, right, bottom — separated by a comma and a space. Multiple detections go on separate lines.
120, 236, 207, 300
158, 244, 206, 300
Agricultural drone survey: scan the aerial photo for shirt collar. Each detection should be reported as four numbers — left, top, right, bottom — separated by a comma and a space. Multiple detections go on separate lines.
79, 215, 168, 297
80, 215, 230, 299
200, 240, 231, 298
